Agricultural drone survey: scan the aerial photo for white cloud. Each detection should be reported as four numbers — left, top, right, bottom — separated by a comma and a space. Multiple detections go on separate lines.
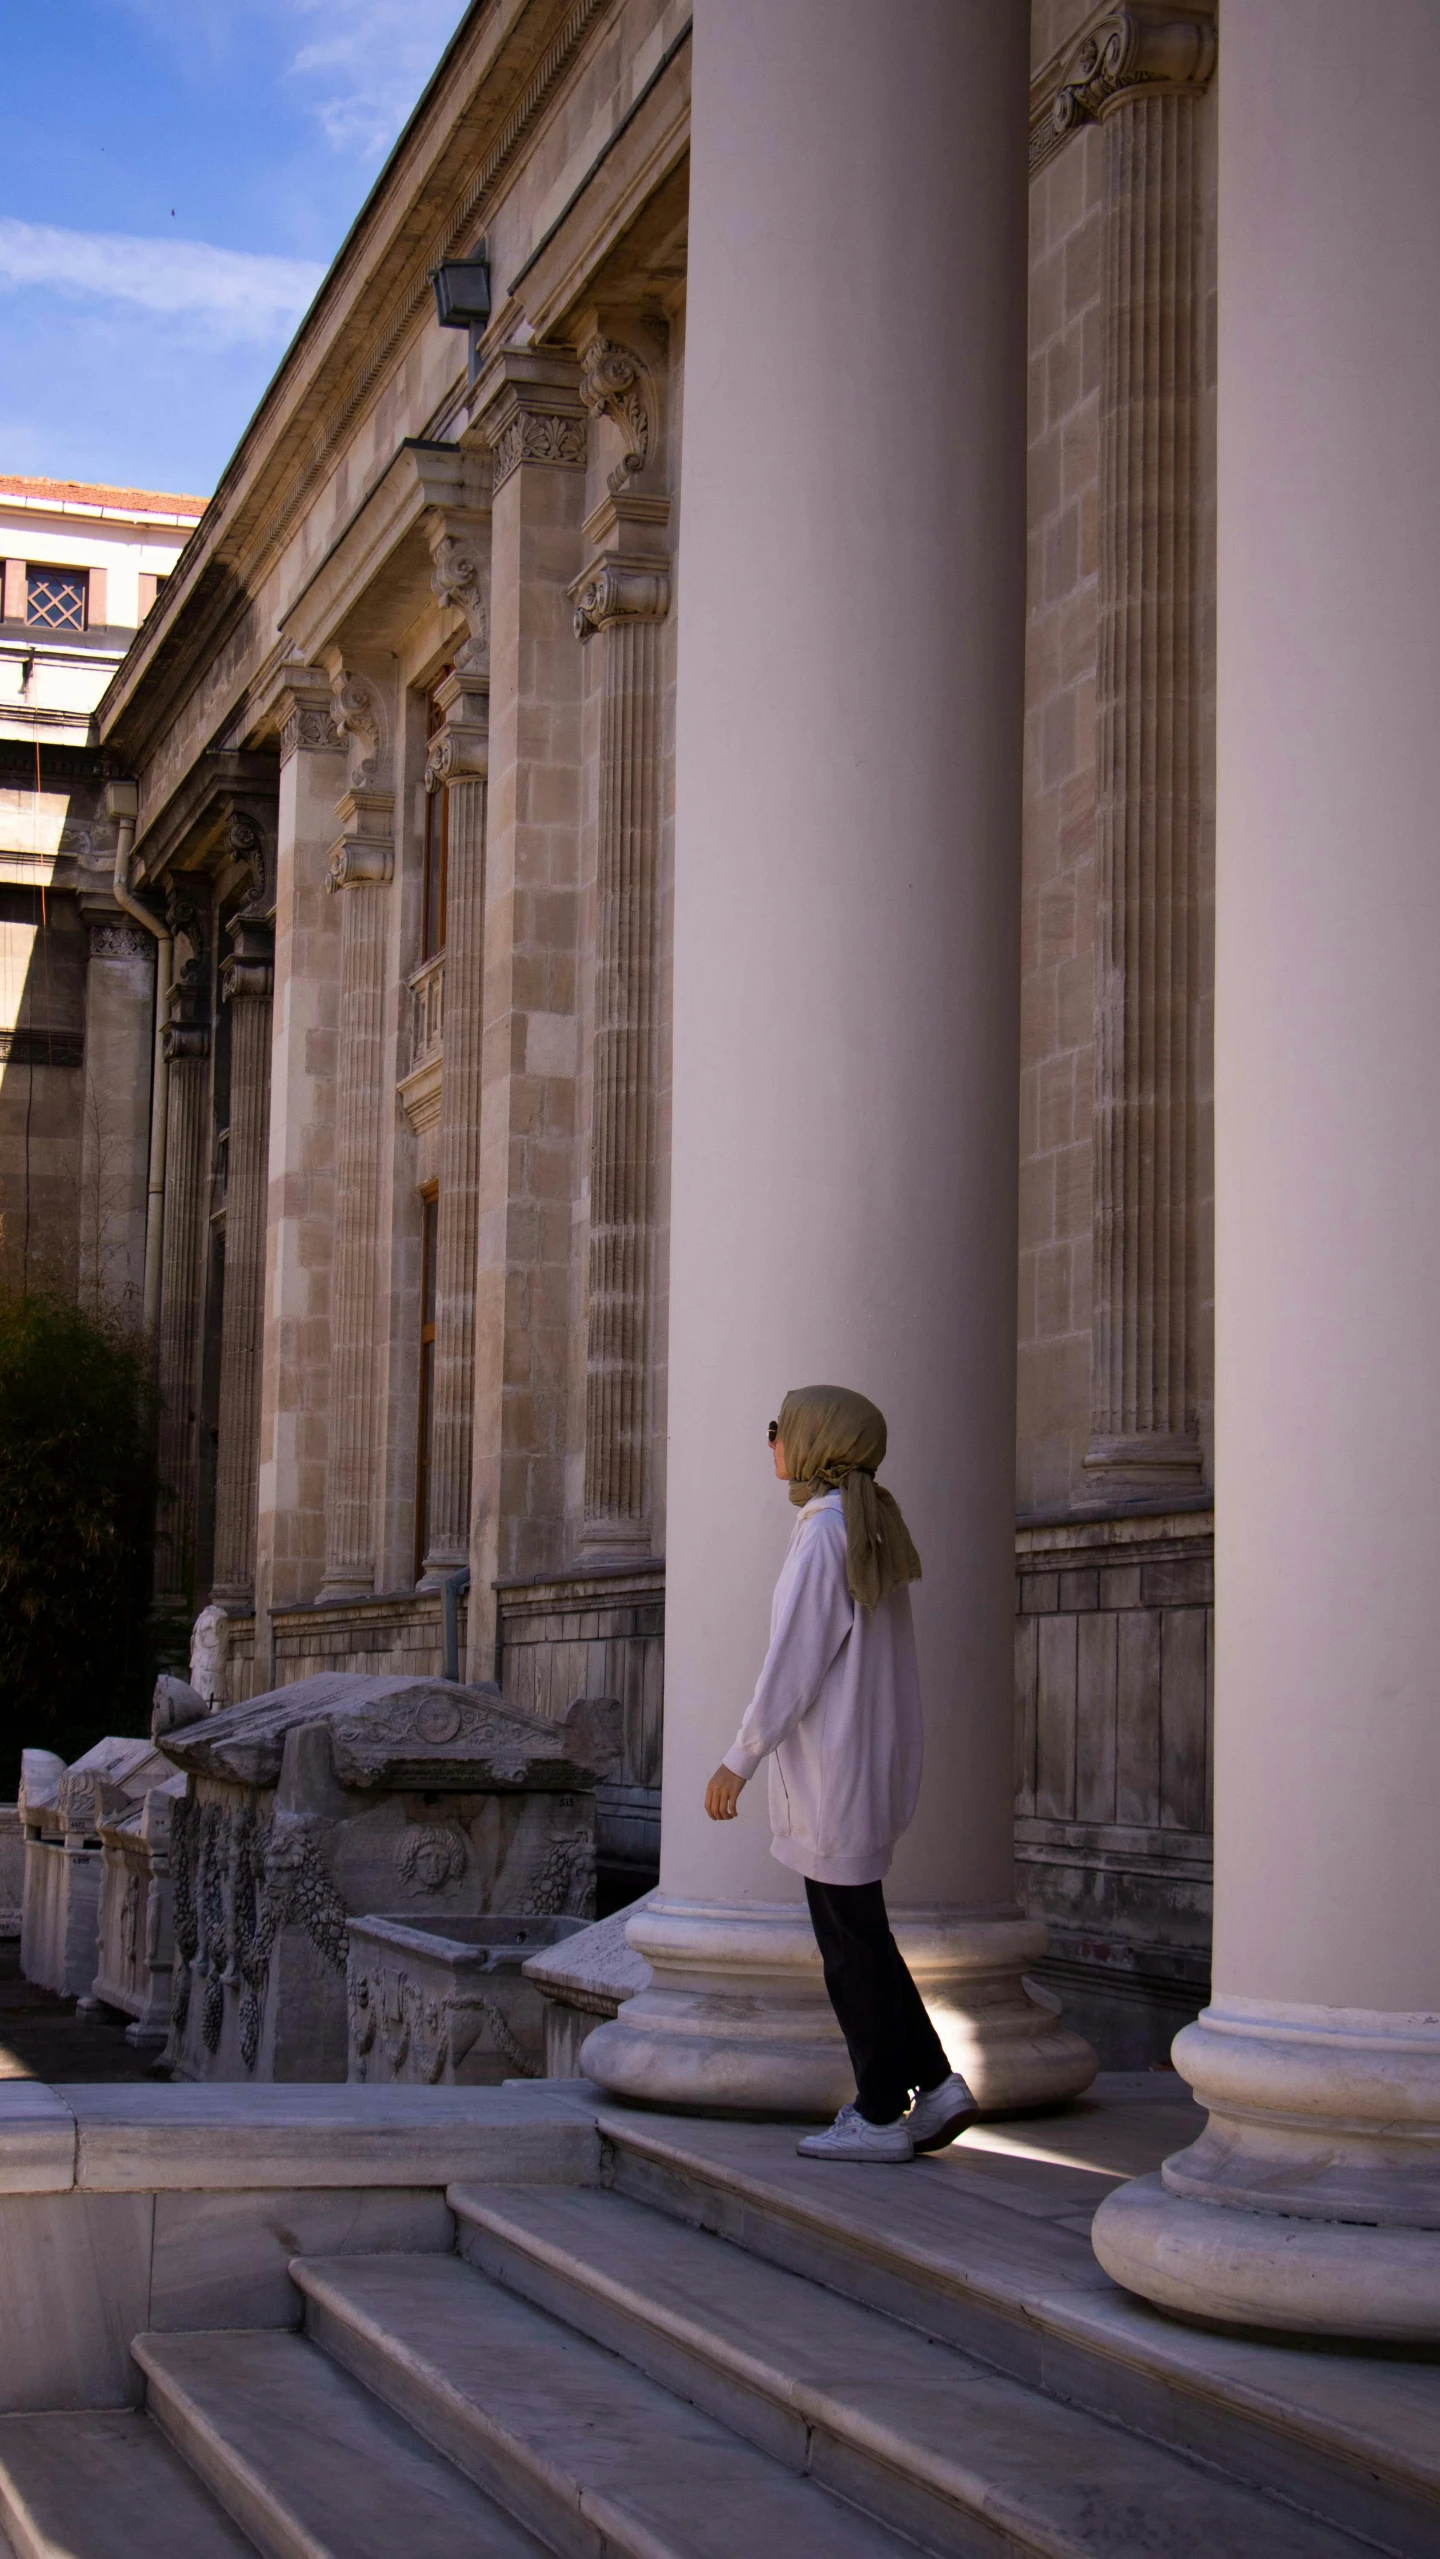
0, 219, 324, 346
286, 0, 466, 157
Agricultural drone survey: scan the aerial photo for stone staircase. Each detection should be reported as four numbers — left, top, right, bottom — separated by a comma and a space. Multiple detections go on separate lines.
0, 2100, 1434, 2559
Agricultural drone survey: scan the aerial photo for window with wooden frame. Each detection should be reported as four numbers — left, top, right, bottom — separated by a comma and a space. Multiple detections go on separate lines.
420, 669, 452, 961
414, 1186, 439, 1580
26, 566, 88, 631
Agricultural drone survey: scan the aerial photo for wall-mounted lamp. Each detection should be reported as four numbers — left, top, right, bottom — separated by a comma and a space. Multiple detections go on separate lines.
431, 248, 491, 384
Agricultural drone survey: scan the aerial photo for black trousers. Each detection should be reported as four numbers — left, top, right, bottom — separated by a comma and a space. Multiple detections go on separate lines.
805, 1876, 951, 2125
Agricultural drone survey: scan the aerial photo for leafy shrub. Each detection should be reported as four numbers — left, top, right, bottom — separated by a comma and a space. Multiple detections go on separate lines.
0, 1289, 159, 1792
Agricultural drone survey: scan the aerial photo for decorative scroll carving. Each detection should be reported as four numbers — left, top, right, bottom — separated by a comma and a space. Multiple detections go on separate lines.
1036, 4, 1215, 170
329, 667, 389, 788
573, 560, 670, 643
326, 835, 393, 891
489, 408, 586, 491
579, 336, 652, 492
430, 533, 489, 671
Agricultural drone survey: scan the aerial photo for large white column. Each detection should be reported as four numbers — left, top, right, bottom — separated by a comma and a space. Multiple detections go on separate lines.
583, 0, 1094, 2114
1094, 0, 1440, 2337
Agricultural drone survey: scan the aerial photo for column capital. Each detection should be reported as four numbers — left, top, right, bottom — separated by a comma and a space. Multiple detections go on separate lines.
471, 347, 587, 493
424, 665, 489, 788
326, 785, 395, 891
86, 914, 152, 963
221, 911, 275, 1003
571, 557, 671, 642
1051, 3, 1216, 144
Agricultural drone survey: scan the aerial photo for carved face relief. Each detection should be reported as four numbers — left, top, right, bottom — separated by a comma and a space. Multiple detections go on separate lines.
397, 1823, 468, 1893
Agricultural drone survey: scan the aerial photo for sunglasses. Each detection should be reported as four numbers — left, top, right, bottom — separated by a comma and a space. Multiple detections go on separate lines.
767, 1420, 779, 1444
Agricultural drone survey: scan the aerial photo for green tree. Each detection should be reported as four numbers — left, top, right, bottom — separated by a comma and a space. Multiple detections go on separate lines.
0, 1289, 159, 1793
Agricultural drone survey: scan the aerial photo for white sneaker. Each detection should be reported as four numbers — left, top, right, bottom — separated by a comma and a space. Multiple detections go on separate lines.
796, 2103, 913, 2162
905, 2071, 978, 2152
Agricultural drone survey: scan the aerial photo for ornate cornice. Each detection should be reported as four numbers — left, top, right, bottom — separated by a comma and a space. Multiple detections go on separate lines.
571, 558, 670, 643
1032, 3, 1216, 174
578, 334, 651, 494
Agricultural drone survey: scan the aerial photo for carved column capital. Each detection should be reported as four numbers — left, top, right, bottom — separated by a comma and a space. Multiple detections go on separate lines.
571, 559, 671, 643
472, 350, 587, 494
1052, 4, 1215, 141
326, 792, 395, 891
424, 666, 490, 789
87, 917, 152, 962
222, 912, 275, 1003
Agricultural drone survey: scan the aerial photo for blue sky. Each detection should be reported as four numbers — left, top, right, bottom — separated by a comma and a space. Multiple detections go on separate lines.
0, 0, 467, 498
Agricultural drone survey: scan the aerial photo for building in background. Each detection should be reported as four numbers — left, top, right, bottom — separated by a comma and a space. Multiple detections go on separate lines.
0, 477, 204, 1306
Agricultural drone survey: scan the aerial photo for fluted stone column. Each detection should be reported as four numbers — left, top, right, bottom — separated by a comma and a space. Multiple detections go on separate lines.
418, 651, 489, 1587
153, 884, 212, 1611
318, 664, 394, 1601
1093, 0, 1440, 2337
77, 911, 153, 1314
574, 548, 669, 1555
583, 0, 1095, 2115
253, 676, 347, 1671
1058, 6, 1218, 1492
210, 915, 273, 1606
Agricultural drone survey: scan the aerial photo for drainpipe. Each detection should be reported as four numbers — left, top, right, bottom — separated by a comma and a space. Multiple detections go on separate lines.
441, 1567, 471, 1684
104, 778, 171, 1341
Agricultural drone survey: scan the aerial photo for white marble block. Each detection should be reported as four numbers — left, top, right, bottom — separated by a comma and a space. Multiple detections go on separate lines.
19, 1740, 172, 2000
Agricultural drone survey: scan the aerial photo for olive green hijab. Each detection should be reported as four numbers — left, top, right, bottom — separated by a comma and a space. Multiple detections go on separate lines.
778, 1384, 922, 1612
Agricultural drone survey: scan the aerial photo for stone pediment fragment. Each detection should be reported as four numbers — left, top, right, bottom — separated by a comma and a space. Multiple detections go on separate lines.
158, 1673, 623, 1794
55, 1737, 176, 1836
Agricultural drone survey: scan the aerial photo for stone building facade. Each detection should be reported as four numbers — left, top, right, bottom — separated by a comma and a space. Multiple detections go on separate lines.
0, 476, 203, 1306
95, 0, 1216, 2035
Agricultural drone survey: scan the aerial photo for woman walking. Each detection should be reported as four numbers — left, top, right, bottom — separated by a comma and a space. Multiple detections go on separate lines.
704, 1385, 977, 2162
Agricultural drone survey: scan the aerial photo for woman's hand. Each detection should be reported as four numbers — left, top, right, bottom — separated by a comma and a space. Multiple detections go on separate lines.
704, 1762, 747, 1820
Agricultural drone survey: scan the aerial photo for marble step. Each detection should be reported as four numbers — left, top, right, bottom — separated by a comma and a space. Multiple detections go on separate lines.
0, 2409, 255, 2558
134, 2326, 550, 2558
451, 2179, 1369, 2559
598, 2109, 1440, 2559
293, 2247, 919, 2558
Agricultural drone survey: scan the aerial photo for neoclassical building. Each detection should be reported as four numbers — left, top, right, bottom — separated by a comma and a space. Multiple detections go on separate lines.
90, 0, 1440, 2339
93, 0, 1216, 2053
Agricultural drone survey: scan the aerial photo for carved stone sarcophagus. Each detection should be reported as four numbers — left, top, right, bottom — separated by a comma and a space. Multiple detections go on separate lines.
346, 1912, 586, 2087
157, 1673, 621, 2083
92, 1774, 186, 2042
19, 1737, 175, 1999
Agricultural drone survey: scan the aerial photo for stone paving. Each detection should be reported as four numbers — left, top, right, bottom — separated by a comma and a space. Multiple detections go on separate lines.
0, 1941, 155, 2084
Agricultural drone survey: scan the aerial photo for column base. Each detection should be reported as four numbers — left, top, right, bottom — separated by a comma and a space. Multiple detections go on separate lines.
314, 1575, 375, 1604
579, 1896, 1098, 2117
1082, 1432, 1205, 1495
1092, 1998, 1440, 2339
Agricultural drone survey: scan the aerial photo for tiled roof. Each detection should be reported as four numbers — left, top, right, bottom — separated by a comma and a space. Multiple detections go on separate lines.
0, 473, 207, 516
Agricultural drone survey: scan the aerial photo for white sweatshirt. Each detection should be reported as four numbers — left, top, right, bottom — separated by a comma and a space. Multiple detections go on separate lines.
722, 1490, 924, 1886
